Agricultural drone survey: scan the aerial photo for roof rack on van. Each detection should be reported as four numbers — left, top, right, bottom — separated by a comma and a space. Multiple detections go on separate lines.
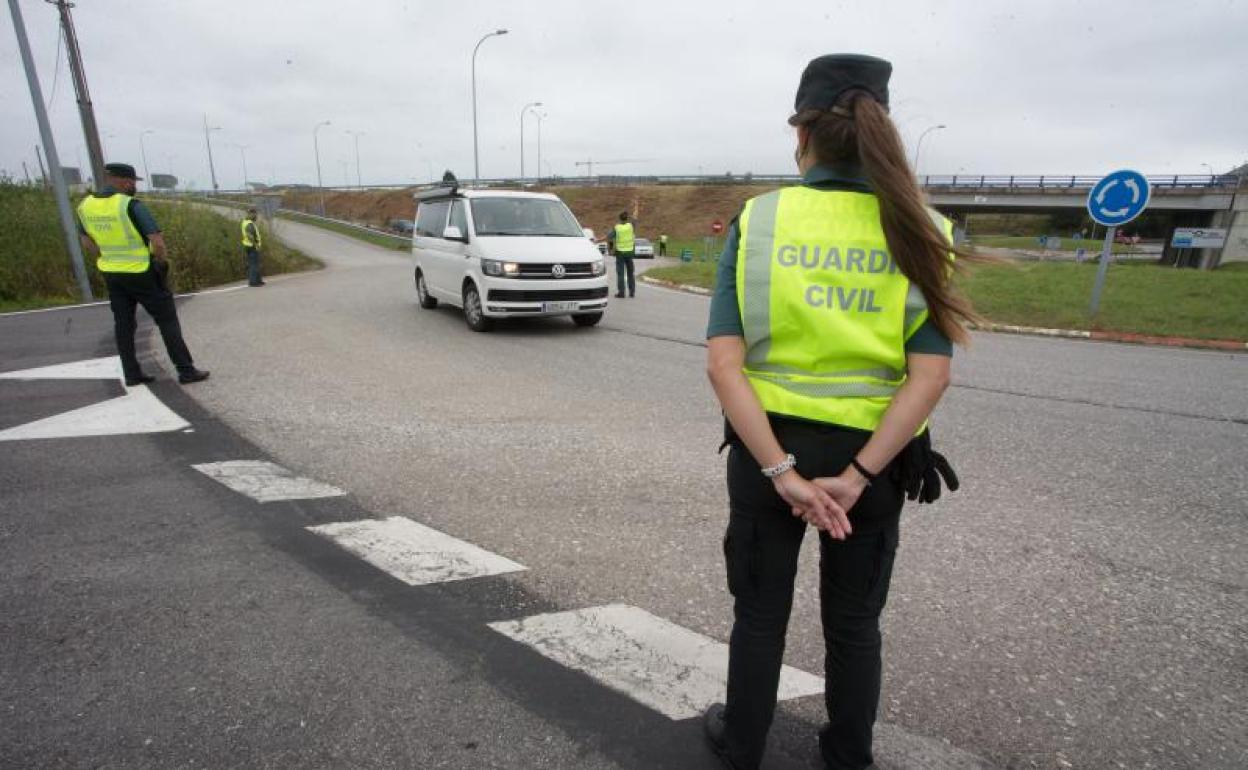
414, 183, 462, 201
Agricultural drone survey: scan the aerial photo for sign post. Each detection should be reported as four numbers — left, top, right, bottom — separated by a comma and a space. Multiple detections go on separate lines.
1086, 169, 1150, 314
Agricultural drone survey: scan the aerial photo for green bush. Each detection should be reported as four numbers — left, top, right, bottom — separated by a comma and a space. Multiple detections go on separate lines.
0, 183, 320, 310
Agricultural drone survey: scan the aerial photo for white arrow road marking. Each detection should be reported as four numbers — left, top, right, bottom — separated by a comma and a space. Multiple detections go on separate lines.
1125, 178, 1141, 203
192, 460, 346, 503
489, 604, 823, 720
308, 516, 527, 586
0, 356, 123, 382
0, 384, 189, 441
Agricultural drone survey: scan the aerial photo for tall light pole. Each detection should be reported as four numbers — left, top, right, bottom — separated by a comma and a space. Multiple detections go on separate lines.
345, 130, 364, 187
912, 123, 946, 176
471, 28, 508, 183
203, 115, 222, 193
9, 0, 92, 299
139, 129, 154, 187
534, 109, 546, 182
519, 101, 542, 179
1200, 162, 1214, 181
313, 119, 331, 214
232, 143, 250, 190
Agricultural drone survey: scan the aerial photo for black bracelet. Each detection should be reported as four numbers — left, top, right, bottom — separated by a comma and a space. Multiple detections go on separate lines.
850, 458, 878, 484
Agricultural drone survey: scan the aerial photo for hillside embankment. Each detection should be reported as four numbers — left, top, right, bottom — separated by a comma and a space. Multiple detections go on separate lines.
280, 184, 777, 239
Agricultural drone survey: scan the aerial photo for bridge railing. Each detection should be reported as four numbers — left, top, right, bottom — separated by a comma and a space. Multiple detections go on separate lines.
918, 174, 1240, 190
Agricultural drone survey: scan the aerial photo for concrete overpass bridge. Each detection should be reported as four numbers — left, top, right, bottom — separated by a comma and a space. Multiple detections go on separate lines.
921, 173, 1246, 265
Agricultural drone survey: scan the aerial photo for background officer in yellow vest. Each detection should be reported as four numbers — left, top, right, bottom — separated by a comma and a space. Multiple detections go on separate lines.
76, 163, 209, 386
702, 55, 972, 770
241, 207, 265, 287
606, 210, 637, 298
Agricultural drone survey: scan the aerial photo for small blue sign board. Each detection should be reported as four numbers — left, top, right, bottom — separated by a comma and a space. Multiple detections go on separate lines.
1087, 169, 1150, 227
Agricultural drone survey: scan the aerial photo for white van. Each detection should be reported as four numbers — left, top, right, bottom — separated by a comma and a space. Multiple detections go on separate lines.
412, 186, 609, 331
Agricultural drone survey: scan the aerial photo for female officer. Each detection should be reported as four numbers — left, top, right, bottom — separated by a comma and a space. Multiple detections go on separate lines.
702, 54, 975, 770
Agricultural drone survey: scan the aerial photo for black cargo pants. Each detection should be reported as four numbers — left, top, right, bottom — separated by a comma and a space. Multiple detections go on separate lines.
721, 418, 903, 770
104, 266, 196, 381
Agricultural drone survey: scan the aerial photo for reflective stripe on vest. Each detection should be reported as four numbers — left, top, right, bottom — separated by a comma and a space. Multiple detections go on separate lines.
735, 186, 940, 432
614, 222, 635, 253
76, 193, 150, 274
241, 218, 262, 248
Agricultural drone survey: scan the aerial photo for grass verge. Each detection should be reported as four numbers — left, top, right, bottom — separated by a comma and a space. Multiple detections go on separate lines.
645, 258, 1248, 342
0, 184, 320, 312
279, 211, 410, 251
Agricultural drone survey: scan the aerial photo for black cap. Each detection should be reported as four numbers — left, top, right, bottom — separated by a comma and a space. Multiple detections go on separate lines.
104, 162, 142, 180
791, 54, 891, 119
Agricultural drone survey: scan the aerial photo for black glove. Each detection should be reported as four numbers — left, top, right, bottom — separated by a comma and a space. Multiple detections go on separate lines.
892, 429, 960, 504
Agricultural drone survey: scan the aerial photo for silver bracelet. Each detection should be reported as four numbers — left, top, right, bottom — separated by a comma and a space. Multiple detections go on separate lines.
761, 453, 797, 478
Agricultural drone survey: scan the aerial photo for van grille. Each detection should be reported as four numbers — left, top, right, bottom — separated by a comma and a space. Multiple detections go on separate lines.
513, 262, 597, 279
487, 287, 609, 302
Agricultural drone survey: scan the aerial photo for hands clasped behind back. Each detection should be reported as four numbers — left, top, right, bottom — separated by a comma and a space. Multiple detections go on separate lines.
772, 469, 852, 539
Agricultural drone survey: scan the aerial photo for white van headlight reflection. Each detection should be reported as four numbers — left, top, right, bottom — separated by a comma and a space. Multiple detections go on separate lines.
482, 259, 521, 277
591, 260, 606, 276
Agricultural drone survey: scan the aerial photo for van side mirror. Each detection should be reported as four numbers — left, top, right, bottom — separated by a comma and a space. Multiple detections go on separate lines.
582, 227, 595, 239
443, 225, 467, 242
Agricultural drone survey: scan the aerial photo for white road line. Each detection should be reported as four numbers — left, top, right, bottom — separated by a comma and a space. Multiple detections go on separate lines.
192, 460, 346, 503
308, 516, 527, 586
0, 286, 251, 318
0, 385, 190, 441
0, 356, 123, 381
488, 604, 823, 720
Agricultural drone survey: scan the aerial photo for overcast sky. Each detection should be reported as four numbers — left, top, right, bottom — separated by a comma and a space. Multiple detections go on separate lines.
2, 0, 1245, 190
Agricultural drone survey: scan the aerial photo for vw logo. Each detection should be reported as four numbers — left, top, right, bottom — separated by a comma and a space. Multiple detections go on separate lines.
551, 264, 566, 278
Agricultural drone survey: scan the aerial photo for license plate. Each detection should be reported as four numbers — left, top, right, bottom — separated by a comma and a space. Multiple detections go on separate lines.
542, 301, 579, 313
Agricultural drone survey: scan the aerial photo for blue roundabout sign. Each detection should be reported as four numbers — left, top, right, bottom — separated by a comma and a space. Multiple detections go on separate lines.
1087, 169, 1151, 227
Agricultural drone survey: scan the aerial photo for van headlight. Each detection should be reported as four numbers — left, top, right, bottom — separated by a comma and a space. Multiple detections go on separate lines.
591, 259, 606, 276
482, 259, 520, 277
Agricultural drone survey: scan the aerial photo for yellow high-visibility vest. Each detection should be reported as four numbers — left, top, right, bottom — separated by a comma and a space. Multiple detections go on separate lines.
76, 193, 150, 274
735, 186, 949, 432
613, 222, 635, 253
241, 218, 262, 248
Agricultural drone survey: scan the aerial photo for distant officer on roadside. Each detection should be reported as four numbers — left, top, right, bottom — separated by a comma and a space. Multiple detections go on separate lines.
241, 207, 265, 287
659, 233, 669, 257
77, 163, 209, 386
607, 210, 637, 298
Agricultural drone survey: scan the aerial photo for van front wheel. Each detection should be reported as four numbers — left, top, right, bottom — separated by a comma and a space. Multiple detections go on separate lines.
416, 269, 438, 309
463, 283, 492, 332
572, 312, 603, 328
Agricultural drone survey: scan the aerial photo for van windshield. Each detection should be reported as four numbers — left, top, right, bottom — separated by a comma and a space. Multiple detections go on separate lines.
470, 197, 584, 237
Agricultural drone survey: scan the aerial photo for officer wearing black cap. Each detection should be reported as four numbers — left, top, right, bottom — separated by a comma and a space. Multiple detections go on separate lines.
77, 163, 209, 386
702, 54, 974, 769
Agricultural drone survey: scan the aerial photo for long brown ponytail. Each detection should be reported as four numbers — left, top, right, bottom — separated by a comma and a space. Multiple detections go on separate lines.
794, 93, 981, 345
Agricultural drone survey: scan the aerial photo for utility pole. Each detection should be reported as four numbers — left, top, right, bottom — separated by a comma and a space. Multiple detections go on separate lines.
10, 0, 93, 300
49, 0, 106, 187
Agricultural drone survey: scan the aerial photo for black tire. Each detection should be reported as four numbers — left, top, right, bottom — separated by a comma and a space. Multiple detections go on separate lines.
416, 268, 438, 309
463, 282, 492, 332
572, 312, 603, 328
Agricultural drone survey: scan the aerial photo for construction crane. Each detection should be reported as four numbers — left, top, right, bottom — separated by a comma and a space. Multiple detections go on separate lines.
574, 158, 653, 177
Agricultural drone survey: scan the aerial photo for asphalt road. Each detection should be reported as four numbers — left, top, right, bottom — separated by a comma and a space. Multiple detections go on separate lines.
4, 215, 1245, 769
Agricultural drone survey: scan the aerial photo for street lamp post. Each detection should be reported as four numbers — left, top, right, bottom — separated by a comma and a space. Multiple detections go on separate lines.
535, 110, 546, 182
313, 120, 331, 214
346, 130, 364, 187
471, 28, 508, 183
1200, 162, 1214, 181
519, 101, 542, 179
912, 123, 946, 177
202, 115, 222, 193
139, 129, 154, 188
233, 143, 250, 190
